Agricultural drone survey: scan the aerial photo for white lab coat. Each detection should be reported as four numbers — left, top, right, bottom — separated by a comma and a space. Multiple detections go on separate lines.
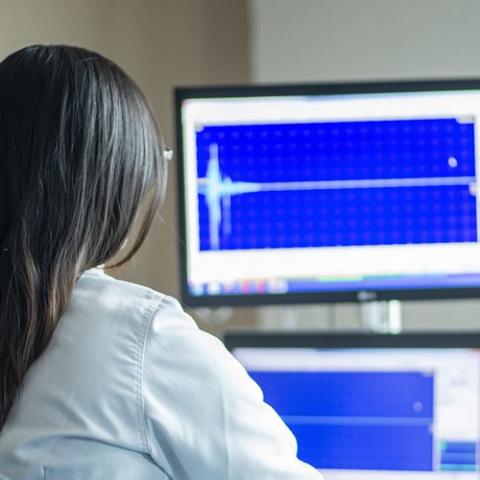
0, 268, 322, 479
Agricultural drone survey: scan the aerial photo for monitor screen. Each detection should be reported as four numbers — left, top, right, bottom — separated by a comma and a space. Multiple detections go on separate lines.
176, 81, 480, 305
232, 344, 480, 479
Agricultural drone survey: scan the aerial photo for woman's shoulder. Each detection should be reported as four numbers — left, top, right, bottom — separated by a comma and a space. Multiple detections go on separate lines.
73, 267, 195, 331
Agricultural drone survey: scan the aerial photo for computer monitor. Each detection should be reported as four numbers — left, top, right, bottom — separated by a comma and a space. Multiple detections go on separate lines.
225, 332, 480, 480
175, 80, 480, 306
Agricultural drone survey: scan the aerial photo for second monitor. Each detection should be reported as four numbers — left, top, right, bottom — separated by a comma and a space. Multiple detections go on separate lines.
226, 332, 480, 480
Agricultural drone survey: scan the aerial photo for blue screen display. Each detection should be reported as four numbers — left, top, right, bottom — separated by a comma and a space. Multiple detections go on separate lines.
249, 370, 435, 472
195, 118, 476, 252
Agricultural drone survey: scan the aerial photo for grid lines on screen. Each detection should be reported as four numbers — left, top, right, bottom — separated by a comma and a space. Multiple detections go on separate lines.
195, 118, 477, 251
249, 370, 434, 472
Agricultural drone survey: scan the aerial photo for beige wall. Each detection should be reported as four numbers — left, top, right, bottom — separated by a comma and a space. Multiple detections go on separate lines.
250, 0, 480, 83
0, 0, 252, 332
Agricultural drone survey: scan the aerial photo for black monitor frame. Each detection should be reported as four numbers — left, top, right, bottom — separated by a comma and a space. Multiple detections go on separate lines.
175, 79, 480, 308
224, 331, 480, 351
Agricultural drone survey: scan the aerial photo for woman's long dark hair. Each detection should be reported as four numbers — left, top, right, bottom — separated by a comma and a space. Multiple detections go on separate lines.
0, 45, 167, 428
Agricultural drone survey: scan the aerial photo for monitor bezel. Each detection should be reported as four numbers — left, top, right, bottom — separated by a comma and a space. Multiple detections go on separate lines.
175, 79, 480, 307
224, 331, 480, 351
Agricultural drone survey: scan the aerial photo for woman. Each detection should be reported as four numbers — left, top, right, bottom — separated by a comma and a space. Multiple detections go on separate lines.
0, 46, 321, 479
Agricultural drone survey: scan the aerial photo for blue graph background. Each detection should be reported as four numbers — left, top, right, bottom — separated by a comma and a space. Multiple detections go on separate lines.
249, 370, 434, 472
195, 118, 477, 251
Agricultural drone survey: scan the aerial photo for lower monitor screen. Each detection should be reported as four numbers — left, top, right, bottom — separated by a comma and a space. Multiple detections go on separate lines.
233, 347, 480, 479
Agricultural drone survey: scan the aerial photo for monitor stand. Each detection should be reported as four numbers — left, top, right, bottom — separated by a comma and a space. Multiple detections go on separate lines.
360, 300, 403, 334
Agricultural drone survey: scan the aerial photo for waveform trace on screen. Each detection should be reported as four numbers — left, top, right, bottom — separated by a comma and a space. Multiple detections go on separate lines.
198, 142, 476, 250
